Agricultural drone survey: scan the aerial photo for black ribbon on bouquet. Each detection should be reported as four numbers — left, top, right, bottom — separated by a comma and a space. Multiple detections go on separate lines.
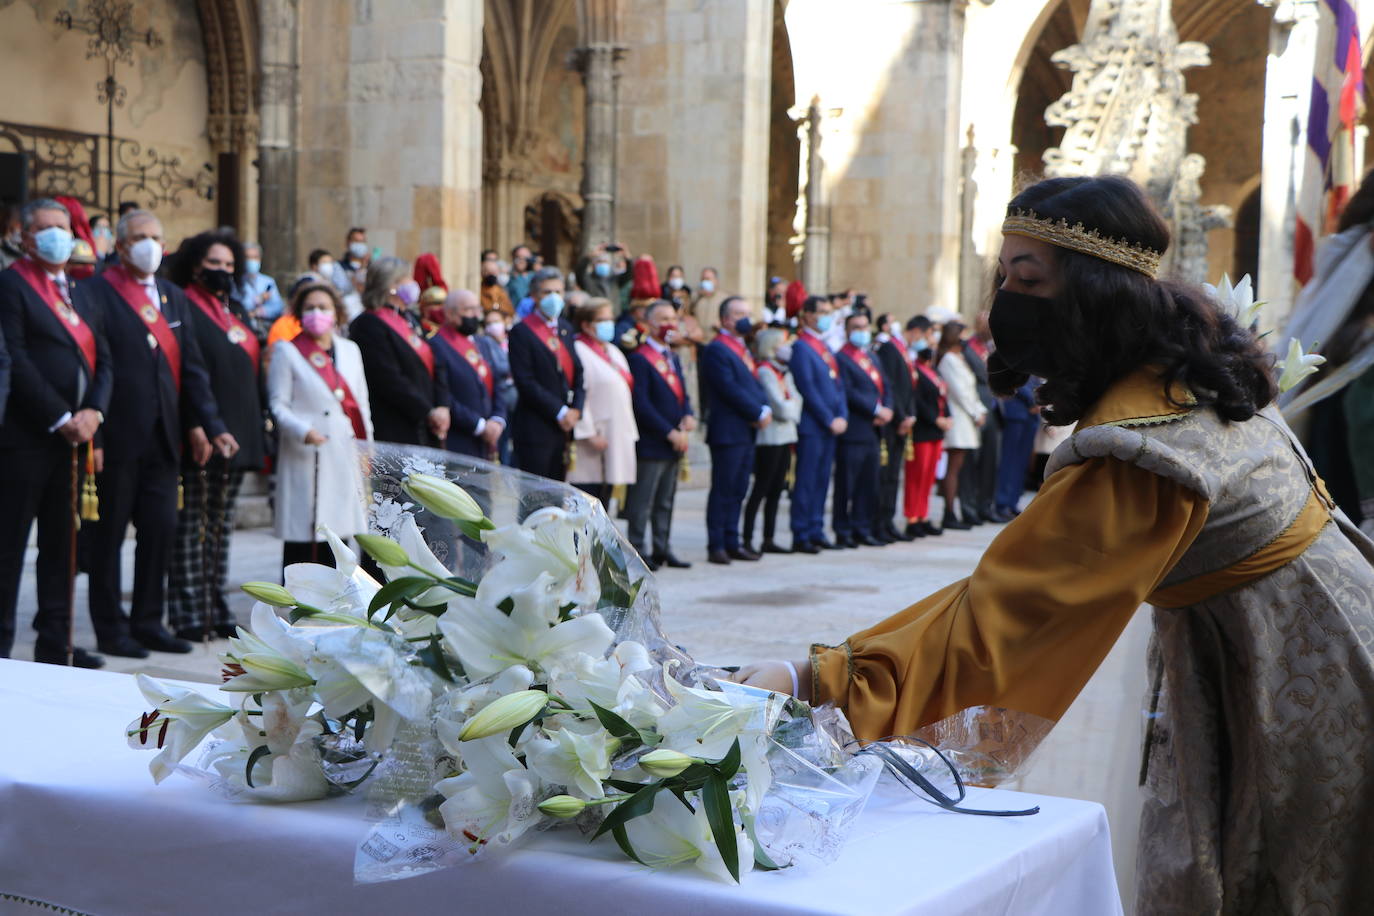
858, 738, 1040, 818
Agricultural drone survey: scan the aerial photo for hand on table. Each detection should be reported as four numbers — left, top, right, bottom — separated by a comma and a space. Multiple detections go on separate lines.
730, 659, 811, 701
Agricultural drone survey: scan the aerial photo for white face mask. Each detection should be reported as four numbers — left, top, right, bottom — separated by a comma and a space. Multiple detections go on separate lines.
668, 276, 685, 290
126, 237, 163, 274
700, 279, 715, 293
348, 241, 368, 259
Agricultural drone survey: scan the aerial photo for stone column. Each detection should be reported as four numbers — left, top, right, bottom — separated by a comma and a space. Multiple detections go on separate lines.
577, 43, 624, 252
257, 0, 299, 278
797, 97, 829, 296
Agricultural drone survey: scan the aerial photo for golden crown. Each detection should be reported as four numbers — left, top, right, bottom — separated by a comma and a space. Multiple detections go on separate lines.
1001, 208, 1162, 279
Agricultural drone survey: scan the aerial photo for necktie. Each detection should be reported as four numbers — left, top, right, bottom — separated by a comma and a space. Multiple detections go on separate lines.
54, 274, 70, 305
142, 280, 160, 310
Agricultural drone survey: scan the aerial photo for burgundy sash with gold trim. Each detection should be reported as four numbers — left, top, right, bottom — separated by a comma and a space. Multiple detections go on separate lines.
578, 334, 633, 390
10, 258, 97, 372
841, 343, 885, 398
717, 332, 756, 372
438, 326, 494, 397
636, 343, 684, 403
800, 331, 837, 379
915, 360, 947, 412
104, 264, 181, 391
375, 306, 434, 377
292, 334, 367, 440
523, 314, 574, 385
186, 282, 260, 372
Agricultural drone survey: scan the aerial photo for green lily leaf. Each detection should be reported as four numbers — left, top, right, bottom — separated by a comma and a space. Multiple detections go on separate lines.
702, 772, 740, 883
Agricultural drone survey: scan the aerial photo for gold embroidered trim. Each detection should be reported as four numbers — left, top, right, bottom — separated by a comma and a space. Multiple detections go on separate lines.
1100, 411, 1194, 430
1003, 208, 1163, 278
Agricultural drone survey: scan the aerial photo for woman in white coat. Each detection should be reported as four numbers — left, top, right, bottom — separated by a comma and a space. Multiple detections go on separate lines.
568, 298, 639, 506
267, 282, 375, 572
935, 319, 986, 531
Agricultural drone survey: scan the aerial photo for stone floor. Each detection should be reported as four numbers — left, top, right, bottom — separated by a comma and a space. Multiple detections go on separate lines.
11, 483, 1145, 910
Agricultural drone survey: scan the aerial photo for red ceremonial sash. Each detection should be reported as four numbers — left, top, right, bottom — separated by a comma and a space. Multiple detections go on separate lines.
915, 360, 948, 411
438, 326, 494, 397
185, 283, 260, 372
842, 343, 885, 398
578, 334, 633, 390
636, 343, 685, 404
902, 347, 920, 387
10, 258, 97, 373
523, 314, 575, 385
104, 264, 181, 391
800, 331, 838, 379
292, 333, 368, 441
762, 361, 792, 399
375, 306, 434, 377
717, 332, 755, 372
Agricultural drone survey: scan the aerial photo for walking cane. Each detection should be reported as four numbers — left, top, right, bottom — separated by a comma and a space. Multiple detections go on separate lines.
208, 452, 232, 642
199, 465, 211, 646
66, 445, 79, 666
310, 445, 321, 564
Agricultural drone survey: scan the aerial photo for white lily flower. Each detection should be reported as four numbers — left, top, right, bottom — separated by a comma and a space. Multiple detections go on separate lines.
258, 688, 315, 755
435, 667, 536, 757
547, 649, 666, 731
437, 573, 615, 681
436, 735, 541, 851
622, 794, 753, 884
206, 717, 332, 802
403, 472, 485, 523
126, 674, 236, 784
299, 626, 433, 751
1204, 273, 1264, 326
220, 605, 314, 692
525, 723, 615, 799
656, 663, 772, 761
1278, 336, 1326, 393
378, 514, 457, 609
282, 528, 380, 620
480, 506, 601, 608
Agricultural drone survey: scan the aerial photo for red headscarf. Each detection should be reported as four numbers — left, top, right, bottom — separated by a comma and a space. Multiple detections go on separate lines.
54, 196, 97, 280
413, 252, 448, 293
785, 280, 807, 318
630, 255, 660, 300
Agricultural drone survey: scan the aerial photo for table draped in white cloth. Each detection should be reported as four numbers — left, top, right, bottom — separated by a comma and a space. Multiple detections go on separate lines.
0, 661, 1121, 916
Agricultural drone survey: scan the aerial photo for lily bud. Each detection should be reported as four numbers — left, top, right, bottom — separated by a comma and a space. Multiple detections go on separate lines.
403, 473, 485, 523
639, 748, 699, 778
458, 689, 549, 741
354, 533, 410, 568
537, 795, 587, 819
240, 581, 298, 607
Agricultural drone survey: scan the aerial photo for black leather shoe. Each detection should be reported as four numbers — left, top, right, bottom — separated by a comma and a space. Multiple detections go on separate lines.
792, 541, 820, 554
855, 533, 885, 547
888, 525, 916, 542
921, 520, 943, 537
708, 550, 732, 565
728, 547, 761, 562
655, 553, 692, 569
835, 535, 857, 549
175, 626, 217, 643
904, 522, 927, 538
98, 636, 150, 659
812, 537, 840, 550
943, 513, 972, 531
760, 541, 791, 554
34, 645, 106, 668
215, 622, 240, 639
642, 556, 661, 571
133, 627, 193, 654
961, 513, 984, 527
872, 530, 896, 545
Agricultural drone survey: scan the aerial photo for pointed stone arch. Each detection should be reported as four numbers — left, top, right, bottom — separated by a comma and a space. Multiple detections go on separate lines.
196, 0, 259, 234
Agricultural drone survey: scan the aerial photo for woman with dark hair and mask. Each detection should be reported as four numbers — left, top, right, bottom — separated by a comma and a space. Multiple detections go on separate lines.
164, 230, 267, 640
734, 174, 1374, 913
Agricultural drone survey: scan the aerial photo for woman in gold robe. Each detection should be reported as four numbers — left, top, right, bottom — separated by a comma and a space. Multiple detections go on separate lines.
737, 175, 1374, 915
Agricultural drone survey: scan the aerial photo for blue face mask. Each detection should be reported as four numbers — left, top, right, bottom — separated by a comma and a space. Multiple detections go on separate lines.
594, 262, 611, 278
815, 313, 834, 334
733, 316, 753, 336
245, 258, 261, 275
594, 319, 615, 342
539, 292, 565, 319
34, 226, 74, 265
912, 338, 931, 353
848, 329, 872, 349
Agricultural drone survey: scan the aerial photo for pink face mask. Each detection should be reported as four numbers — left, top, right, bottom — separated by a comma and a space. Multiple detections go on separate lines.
301, 310, 335, 337
395, 280, 421, 307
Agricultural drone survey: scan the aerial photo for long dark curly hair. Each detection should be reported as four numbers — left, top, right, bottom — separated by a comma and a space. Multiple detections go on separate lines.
166, 229, 246, 292
996, 175, 1276, 425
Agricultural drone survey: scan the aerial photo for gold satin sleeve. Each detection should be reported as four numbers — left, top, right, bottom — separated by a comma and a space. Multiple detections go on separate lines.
811, 456, 1209, 741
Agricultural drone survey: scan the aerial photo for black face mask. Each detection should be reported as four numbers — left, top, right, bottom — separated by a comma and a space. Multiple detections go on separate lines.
200, 268, 235, 295
458, 315, 481, 336
988, 288, 1055, 378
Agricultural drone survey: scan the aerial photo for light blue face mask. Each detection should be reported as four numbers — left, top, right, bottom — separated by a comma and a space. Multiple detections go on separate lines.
539, 292, 565, 319
848, 329, 872, 349
594, 262, 612, 278
594, 319, 615, 342
815, 313, 834, 334
34, 226, 74, 265
245, 258, 261, 275
912, 338, 931, 353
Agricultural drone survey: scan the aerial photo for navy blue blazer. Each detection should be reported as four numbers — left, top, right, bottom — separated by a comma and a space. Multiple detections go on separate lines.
790, 333, 847, 439
836, 347, 892, 445
1001, 378, 1040, 423
432, 331, 505, 458
508, 316, 585, 445
699, 335, 766, 447
84, 271, 224, 463
628, 344, 693, 461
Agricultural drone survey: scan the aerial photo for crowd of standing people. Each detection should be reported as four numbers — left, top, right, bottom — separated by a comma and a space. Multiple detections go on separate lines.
0, 196, 1054, 668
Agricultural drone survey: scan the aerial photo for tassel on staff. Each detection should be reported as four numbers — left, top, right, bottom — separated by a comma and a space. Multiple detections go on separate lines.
879, 438, 889, 468
80, 440, 100, 522
903, 438, 915, 463
677, 450, 691, 483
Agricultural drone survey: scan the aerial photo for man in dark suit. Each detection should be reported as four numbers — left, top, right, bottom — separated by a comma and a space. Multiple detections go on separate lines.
433, 289, 506, 460
82, 210, 236, 658
958, 310, 1004, 524
508, 267, 584, 482
625, 301, 696, 570
995, 376, 1040, 518
873, 314, 917, 542
0, 199, 111, 666
789, 296, 847, 553
834, 311, 893, 548
699, 296, 770, 564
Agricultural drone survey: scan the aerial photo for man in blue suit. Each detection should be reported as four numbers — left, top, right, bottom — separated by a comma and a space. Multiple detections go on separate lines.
698, 295, 771, 565
432, 289, 506, 460
625, 301, 696, 570
995, 376, 1040, 519
789, 296, 847, 553
834, 311, 893, 547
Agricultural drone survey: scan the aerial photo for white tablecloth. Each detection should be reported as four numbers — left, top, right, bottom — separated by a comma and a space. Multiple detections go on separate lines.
0, 660, 1122, 915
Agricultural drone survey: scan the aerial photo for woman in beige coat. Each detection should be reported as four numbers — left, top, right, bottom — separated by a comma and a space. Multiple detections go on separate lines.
569, 299, 639, 506
936, 319, 986, 530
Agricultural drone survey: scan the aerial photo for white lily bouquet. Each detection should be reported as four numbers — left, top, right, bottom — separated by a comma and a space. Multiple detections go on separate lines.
126, 445, 886, 885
